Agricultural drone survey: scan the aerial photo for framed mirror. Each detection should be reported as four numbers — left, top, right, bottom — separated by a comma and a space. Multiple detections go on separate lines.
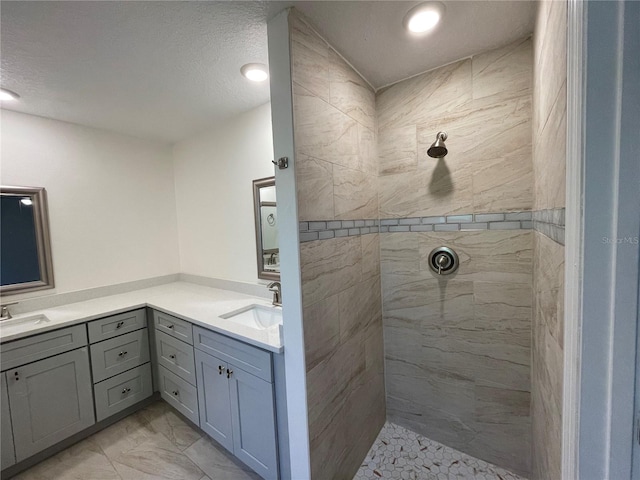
1, 186, 55, 294
253, 177, 279, 281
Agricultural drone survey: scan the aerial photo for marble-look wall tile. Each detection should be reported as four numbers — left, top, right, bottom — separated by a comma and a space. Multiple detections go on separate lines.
329, 49, 376, 131
472, 37, 533, 101
357, 124, 378, 175
381, 229, 533, 476
333, 164, 378, 220
296, 153, 335, 221
378, 124, 417, 175
291, 15, 329, 102
361, 233, 380, 280
303, 294, 340, 371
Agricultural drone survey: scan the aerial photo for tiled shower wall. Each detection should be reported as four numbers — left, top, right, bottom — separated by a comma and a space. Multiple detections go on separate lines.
377, 38, 534, 477
531, 1, 567, 479
289, 12, 386, 480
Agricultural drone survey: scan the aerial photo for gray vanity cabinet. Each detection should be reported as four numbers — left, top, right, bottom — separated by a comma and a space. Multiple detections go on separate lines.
6, 348, 94, 462
1, 373, 15, 470
194, 350, 233, 451
193, 326, 278, 480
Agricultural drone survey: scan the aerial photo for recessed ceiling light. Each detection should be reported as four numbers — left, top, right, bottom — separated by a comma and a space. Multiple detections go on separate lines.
241, 63, 268, 82
0, 88, 20, 102
404, 2, 445, 34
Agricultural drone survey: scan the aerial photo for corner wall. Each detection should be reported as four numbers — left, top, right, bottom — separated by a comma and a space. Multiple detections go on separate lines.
289, 12, 385, 480
531, 1, 567, 478
0, 110, 180, 297
377, 38, 534, 476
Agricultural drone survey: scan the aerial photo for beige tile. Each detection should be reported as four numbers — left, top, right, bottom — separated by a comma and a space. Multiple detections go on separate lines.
328, 48, 375, 131
184, 437, 260, 480
467, 420, 532, 477
474, 281, 532, 332
377, 59, 472, 131
472, 37, 533, 101
303, 294, 340, 371
380, 232, 420, 275
92, 410, 156, 460
139, 401, 201, 451
361, 233, 380, 280
13, 436, 121, 480
300, 235, 362, 306
534, 81, 566, 210
418, 230, 533, 284
338, 275, 381, 343
290, 14, 329, 102
295, 154, 334, 221
293, 83, 359, 171
475, 385, 531, 423
110, 431, 203, 480
357, 123, 377, 175
378, 124, 417, 175
333, 164, 377, 219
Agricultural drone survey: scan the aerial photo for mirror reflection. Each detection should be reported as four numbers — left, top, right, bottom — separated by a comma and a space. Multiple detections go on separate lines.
253, 177, 279, 280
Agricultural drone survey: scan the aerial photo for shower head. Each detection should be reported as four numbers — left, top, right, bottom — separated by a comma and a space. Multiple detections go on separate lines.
427, 131, 448, 158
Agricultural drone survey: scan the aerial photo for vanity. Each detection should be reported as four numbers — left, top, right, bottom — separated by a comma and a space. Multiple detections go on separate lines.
0, 282, 287, 480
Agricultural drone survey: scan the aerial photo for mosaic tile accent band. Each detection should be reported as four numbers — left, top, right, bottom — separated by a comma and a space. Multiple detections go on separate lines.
300, 209, 565, 245
532, 208, 565, 245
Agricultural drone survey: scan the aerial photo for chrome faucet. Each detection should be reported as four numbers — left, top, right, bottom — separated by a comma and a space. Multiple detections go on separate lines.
0, 302, 18, 321
267, 282, 282, 307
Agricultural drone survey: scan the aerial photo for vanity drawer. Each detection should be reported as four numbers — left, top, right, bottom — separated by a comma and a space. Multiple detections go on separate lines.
94, 362, 153, 422
153, 311, 193, 345
90, 329, 150, 383
0, 325, 88, 371
88, 309, 146, 343
158, 365, 199, 425
155, 330, 196, 386
193, 326, 272, 382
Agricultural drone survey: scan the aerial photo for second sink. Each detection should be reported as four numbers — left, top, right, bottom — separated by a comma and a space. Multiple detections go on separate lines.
220, 304, 282, 330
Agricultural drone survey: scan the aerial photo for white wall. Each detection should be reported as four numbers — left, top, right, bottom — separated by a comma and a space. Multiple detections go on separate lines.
172, 102, 274, 284
0, 110, 180, 297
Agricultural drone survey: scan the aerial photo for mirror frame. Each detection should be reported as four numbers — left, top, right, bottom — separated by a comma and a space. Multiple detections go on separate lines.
1, 185, 55, 295
252, 176, 280, 281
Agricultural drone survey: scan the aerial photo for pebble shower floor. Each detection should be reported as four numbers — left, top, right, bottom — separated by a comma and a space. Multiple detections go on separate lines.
354, 422, 527, 480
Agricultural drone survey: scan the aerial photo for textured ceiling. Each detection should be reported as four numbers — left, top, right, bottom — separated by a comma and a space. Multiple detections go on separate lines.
0, 1, 535, 143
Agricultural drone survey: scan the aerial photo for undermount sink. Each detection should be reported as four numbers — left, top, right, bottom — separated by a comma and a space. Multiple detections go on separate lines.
220, 304, 282, 330
0, 313, 51, 335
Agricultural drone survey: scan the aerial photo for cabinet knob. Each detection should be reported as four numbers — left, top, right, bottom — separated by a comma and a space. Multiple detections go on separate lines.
218, 365, 224, 375
118, 351, 128, 357
14, 371, 19, 381
167, 324, 174, 330
226, 368, 233, 379
169, 354, 176, 360
122, 387, 131, 394
172, 390, 179, 396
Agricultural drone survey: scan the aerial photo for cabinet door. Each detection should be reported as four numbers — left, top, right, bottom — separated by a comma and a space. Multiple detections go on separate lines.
194, 349, 233, 452
229, 366, 278, 480
1, 372, 16, 470
7, 348, 95, 462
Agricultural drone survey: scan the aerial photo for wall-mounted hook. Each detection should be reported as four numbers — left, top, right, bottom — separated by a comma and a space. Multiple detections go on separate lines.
272, 157, 288, 169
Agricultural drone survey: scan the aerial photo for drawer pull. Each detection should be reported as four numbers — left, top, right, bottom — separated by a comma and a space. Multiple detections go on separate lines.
172, 390, 179, 396
14, 371, 19, 381
226, 368, 233, 379
121, 387, 131, 395
169, 354, 176, 360
167, 324, 174, 330
118, 351, 128, 357
116, 321, 124, 329
218, 365, 224, 375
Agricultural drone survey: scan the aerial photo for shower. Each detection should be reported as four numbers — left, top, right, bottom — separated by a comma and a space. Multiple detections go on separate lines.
427, 131, 448, 158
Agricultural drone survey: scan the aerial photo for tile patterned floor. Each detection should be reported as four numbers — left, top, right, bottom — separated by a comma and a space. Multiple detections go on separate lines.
12, 400, 260, 480
354, 422, 527, 480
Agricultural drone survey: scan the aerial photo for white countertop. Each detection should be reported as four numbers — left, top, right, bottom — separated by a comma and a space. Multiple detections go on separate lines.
0, 282, 283, 353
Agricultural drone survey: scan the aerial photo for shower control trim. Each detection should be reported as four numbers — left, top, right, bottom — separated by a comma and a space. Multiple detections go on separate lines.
428, 246, 459, 275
